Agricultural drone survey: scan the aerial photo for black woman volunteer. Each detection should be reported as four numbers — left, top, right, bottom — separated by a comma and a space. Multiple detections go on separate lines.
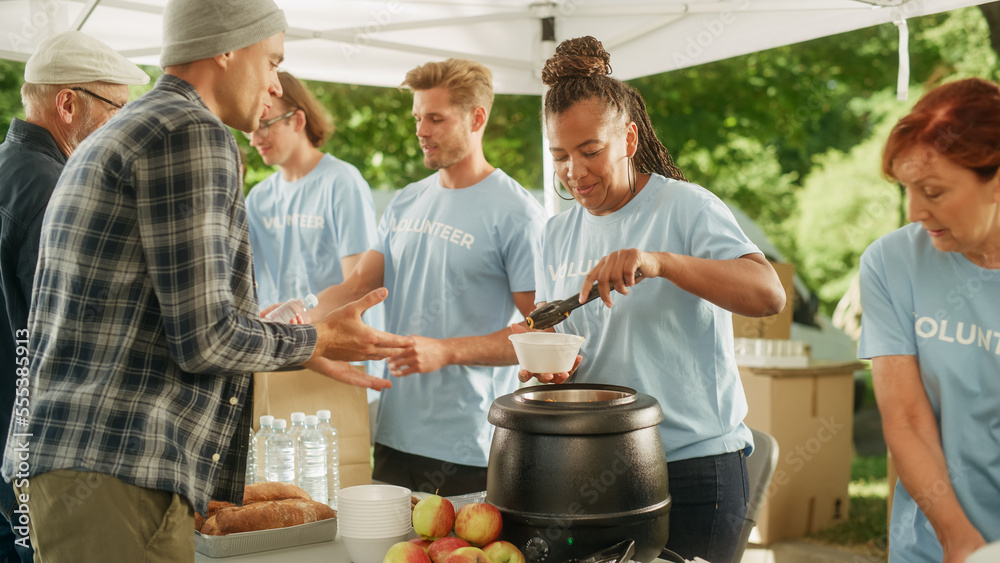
525, 36, 786, 563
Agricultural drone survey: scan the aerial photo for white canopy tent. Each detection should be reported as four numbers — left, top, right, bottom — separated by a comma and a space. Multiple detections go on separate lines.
0, 0, 990, 94
0, 0, 990, 211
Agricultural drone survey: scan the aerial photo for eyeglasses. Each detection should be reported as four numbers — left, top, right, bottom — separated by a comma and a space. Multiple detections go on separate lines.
243, 109, 297, 140
70, 87, 125, 111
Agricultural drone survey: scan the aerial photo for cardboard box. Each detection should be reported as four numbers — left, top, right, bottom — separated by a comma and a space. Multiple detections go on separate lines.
740, 361, 863, 544
733, 262, 795, 340
253, 367, 372, 489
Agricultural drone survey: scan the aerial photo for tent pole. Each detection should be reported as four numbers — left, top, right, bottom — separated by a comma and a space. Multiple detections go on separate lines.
540, 15, 557, 217
894, 18, 910, 101
72, 0, 102, 31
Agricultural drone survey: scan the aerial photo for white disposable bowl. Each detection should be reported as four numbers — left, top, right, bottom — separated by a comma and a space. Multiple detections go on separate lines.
968, 541, 1000, 563
338, 527, 411, 539
337, 499, 410, 511
338, 484, 411, 502
338, 515, 411, 534
509, 332, 584, 373
338, 511, 411, 523
341, 531, 411, 563
337, 509, 411, 521
337, 503, 412, 521
338, 524, 412, 539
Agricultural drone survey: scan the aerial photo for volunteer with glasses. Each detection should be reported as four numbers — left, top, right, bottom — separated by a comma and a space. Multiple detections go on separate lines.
246, 71, 380, 319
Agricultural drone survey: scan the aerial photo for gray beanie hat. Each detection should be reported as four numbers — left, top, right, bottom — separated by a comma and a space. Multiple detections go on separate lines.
160, 0, 287, 68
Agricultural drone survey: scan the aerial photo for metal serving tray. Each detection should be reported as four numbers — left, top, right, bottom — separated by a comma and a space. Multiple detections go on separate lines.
194, 517, 337, 558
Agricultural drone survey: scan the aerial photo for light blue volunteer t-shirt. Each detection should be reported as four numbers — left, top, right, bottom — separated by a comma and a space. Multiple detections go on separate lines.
246, 154, 378, 307
858, 223, 1000, 563
373, 169, 547, 466
536, 174, 756, 461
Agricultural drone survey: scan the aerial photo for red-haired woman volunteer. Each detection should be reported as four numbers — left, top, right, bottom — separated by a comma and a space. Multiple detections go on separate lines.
860, 78, 1000, 563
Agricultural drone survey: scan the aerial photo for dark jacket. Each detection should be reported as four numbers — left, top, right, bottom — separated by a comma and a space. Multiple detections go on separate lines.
0, 118, 67, 444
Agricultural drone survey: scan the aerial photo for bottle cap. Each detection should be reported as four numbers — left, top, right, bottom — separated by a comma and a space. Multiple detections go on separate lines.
316, 410, 331, 420
290, 412, 306, 422
273, 418, 287, 430
305, 415, 319, 426
304, 293, 318, 308
260, 415, 274, 426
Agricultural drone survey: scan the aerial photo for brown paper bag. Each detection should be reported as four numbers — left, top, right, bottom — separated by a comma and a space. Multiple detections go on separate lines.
253, 367, 372, 489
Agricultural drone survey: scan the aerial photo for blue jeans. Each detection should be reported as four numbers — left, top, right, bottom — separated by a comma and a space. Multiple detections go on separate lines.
0, 478, 33, 563
664, 450, 749, 563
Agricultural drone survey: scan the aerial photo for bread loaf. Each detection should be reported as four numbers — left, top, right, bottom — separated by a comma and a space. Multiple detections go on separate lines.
207, 500, 236, 516
214, 499, 336, 534
242, 482, 311, 504
200, 516, 222, 536
195, 499, 234, 531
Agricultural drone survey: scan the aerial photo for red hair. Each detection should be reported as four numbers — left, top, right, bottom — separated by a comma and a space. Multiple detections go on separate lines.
882, 78, 1000, 182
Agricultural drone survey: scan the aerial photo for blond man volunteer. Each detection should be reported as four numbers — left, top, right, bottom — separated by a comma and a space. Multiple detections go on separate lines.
0, 31, 149, 563
314, 60, 547, 495
1, 1, 410, 560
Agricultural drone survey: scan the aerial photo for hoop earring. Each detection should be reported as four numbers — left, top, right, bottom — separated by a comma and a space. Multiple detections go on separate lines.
627, 157, 636, 195
553, 171, 575, 201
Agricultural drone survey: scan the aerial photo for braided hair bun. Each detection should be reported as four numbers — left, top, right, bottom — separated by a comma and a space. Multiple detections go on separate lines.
541, 36, 611, 86
542, 36, 687, 182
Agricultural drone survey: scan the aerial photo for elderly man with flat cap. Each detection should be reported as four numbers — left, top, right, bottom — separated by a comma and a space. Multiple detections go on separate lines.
0, 30, 148, 563
0, 1, 411, 560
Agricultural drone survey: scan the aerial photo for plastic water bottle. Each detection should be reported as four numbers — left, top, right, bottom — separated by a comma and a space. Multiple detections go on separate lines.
265, 418, 295, 483
245, 426, 257, 485
288, 412, 306, 484
254, 415, 274, 483
264, 293, 318, 323
298, 415, 328, 505
316, 409, 340, 508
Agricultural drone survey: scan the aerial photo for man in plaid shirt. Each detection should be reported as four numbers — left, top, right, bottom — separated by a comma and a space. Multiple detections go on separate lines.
1, 0, 411, 560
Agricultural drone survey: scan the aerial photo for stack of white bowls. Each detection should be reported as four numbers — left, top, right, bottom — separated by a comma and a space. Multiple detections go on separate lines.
338, 484, 413, 563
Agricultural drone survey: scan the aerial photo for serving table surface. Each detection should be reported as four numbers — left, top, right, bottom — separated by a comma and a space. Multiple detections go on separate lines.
194, 532, 349, 562
193, 533, 677, 562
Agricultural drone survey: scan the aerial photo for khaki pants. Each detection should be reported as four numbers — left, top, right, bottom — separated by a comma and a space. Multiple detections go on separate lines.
13, 469, 194, 563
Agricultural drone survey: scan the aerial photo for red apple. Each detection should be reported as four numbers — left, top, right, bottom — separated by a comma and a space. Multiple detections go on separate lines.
413, 495, 456, 541
442, 546, 490, 563
409, 538, 434, 553
482, 541, 525, 563
454, 503, 503, 547
383, 541, 432, 563
428, 537, 471, 563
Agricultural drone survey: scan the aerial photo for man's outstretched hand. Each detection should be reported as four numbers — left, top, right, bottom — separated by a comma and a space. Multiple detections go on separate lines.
312, 288, 413, 363
303, 357, 392, 391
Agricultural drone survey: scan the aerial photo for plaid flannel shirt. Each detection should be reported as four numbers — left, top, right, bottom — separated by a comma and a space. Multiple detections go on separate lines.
2, 75, 318, 514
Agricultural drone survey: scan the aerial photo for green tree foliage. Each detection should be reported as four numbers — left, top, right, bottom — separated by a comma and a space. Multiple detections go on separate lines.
793, 8, 997, 315
792, 90, 910, 311
627, 7, 996, 315
0, 60, 26, 134
239, 82, 542, 194
674, 133, 798, 251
